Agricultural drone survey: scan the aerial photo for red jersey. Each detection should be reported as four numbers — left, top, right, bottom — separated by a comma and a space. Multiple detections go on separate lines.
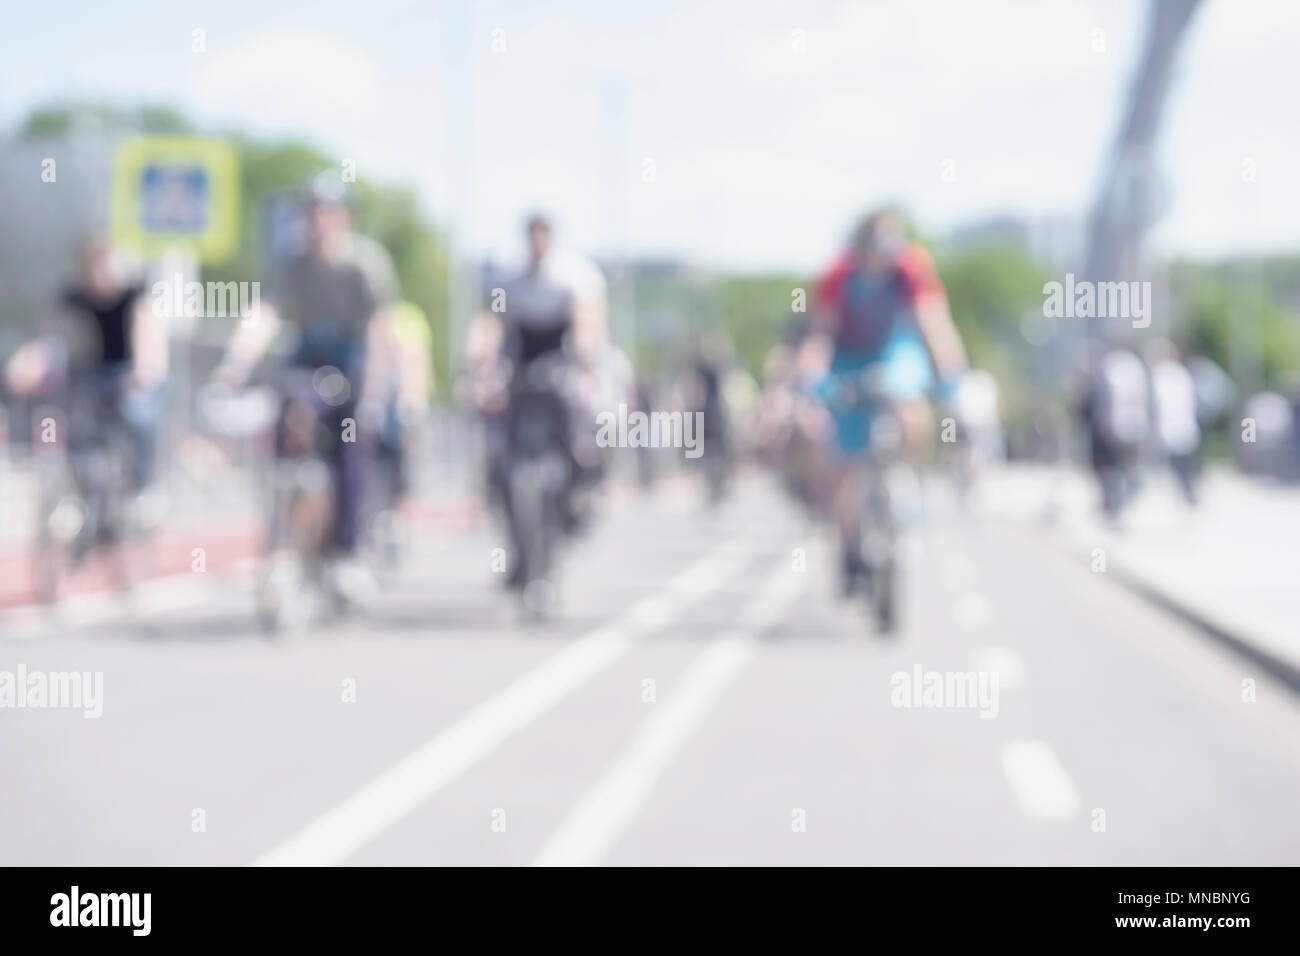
814, 243, 945, 352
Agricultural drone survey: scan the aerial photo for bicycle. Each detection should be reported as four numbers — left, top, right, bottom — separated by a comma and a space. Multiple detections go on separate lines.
501, 354, 577, 619
30, 371, 138, 602
823, 365, 903, 634
198, 370, 341, 634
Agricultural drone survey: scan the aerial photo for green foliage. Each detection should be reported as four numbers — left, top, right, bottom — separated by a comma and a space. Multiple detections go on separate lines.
1180, 270, 1231, 370
1172, 258, 1300, 391
361, 188, 450, 395
935, 244, 1050, 369
1260, 303, 1300, 388
211, 138, 334, 285
716, 274, 807, 379
21, 103, 191, 137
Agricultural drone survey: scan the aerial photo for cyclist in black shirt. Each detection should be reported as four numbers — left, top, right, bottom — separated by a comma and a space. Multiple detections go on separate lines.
5, 236, 168, 504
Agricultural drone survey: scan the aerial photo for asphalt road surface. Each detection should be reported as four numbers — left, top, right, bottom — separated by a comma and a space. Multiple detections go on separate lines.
3, 473, 1299, 866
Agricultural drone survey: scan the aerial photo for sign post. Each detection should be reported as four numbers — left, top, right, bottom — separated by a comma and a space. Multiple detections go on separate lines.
110, 136, 241, 487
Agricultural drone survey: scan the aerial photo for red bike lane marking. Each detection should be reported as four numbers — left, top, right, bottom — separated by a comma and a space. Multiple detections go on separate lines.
0, 493, 485, 612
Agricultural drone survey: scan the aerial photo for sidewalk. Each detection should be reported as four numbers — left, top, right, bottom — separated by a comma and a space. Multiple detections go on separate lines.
976, 463, 1300, 686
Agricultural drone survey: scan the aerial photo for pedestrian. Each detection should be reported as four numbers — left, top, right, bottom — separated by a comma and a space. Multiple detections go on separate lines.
1083, 345, 1150, 521
1145, 339, 1201, 505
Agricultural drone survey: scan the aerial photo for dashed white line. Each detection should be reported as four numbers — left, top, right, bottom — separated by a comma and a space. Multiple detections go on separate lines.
975, 645, 1026, 691
954, 592, 992, 630
1000, 739, 1082, 821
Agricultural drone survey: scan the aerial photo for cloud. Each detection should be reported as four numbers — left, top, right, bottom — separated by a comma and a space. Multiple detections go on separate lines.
184, 27, 443, 213
188, 28, 384, 137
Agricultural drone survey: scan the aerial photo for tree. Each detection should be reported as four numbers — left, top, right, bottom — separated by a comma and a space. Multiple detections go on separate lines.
1173, 259, 1300, 392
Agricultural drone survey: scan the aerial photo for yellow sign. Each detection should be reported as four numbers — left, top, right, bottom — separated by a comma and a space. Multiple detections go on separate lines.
110, 137, 240, 265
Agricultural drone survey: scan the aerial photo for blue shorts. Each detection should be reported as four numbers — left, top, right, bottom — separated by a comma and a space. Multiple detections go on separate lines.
816, 328, 934, 457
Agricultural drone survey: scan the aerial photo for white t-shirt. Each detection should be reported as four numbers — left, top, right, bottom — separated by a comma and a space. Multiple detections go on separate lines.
502, 248, 606, 329
953, 369, 999, 430
1097, 349, 1150, 446
545, 248, 606, 309
1150, 359, 1200, 454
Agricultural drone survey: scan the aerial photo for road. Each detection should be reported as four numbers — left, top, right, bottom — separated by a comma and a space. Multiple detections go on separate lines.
2, 473, 1299, 866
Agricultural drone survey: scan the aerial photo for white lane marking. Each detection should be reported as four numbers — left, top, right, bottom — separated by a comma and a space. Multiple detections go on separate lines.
954, 592, 992, 630
533, 564, 805, 867
253, 538, 755, 867
975, 645, 1025, 691
1000, 739, 1082, 821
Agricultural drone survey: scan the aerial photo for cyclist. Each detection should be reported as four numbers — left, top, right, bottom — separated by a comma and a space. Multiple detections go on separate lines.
691, 331, 736, 503
497, 215, 597, 369
490, 214, 603, 587
805, 209, 967, 594
461, 284, 512, 511
5, 235, 168, 517
381, 300, 434, 494
214, 172, 399, 598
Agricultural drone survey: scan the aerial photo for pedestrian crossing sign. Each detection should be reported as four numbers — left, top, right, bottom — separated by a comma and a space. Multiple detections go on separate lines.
110, 136, 240, 265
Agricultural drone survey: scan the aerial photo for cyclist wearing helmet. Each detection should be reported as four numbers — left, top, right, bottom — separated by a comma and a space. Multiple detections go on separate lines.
215, 172, 399, 577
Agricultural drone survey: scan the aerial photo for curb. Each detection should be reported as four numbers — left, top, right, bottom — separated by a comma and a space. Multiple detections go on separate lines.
1101, 561, 1300, 696
1027, 511, 1300, 697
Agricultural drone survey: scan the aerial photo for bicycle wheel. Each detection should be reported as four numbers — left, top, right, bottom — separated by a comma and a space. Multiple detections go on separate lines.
860, 463, 898, 634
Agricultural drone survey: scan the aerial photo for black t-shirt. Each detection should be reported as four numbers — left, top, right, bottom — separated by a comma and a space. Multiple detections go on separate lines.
500, 269, 574, 367
62, 285, 143, 366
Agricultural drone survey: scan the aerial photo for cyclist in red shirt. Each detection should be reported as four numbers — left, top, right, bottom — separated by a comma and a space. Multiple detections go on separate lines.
805, 209, 968, 594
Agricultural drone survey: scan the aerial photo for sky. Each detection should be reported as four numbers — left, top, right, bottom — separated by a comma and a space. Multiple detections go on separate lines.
4, 0, 1299, 272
